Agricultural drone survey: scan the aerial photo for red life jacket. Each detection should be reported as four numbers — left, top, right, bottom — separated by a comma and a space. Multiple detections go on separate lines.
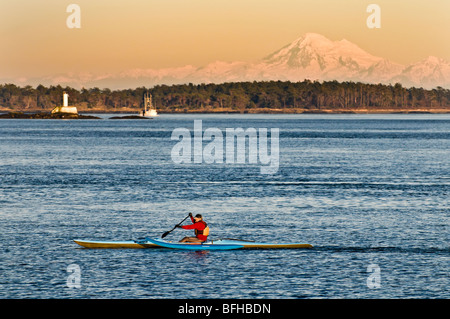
194, 221, 209, 237
182, 220, 210, 241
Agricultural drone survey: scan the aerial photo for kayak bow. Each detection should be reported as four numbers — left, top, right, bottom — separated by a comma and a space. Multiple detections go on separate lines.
212, 239, 313, 249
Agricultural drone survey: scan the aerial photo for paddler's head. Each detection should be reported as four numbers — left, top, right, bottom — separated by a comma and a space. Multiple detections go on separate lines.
194, 214, 203, 222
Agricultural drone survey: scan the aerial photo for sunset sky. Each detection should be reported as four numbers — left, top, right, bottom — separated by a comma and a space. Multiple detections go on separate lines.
1, 0, 449, 83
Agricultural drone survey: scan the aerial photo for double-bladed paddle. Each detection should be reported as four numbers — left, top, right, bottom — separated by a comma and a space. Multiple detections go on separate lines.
161, 214, 191, 238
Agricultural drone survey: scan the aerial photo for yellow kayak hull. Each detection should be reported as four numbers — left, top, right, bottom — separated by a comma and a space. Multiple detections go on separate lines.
73, 239, 157, 249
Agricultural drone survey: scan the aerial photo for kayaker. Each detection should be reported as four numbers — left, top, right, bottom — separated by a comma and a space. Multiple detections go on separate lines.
177, 213, 209, 243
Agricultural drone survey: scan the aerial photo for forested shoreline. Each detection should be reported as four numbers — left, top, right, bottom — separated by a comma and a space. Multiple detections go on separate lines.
1, 80, 450, 113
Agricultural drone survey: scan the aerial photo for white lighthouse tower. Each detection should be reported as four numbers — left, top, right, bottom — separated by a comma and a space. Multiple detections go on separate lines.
51, 92, 78, 114
63, 92, 69, 107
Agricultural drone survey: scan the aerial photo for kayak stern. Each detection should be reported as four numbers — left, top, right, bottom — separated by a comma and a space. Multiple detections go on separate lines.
73, 239, 157, 249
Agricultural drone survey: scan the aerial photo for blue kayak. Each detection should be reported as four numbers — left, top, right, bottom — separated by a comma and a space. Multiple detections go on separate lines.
147, 238, 244, 250
146, 238, 313, 250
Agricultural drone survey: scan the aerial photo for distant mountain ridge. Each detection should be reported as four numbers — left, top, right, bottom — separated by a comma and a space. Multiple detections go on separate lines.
9, 33, 450, 89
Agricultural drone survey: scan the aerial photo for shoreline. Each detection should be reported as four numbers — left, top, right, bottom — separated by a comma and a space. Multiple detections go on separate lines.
0, 112, 101, 119
1, 108, 450, 116
157, 108, 450, 114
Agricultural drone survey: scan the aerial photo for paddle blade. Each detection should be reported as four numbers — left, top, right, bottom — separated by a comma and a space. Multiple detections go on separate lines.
161, 231, 170, 239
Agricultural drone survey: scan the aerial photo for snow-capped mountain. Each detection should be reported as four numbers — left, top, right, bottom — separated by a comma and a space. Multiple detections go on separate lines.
263, 33, 384, 72
13, 33, 450, 89
253, 33, 405, 84
391, 56, 450, 89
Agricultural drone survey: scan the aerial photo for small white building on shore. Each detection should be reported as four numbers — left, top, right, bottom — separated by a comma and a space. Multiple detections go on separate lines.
51, 92, 78, 114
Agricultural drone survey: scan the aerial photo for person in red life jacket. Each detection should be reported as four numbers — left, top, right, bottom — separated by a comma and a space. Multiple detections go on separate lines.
177, 213, 209, 243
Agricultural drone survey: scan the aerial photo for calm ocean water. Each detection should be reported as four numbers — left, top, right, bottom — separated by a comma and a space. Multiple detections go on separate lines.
0, 114, 448, 299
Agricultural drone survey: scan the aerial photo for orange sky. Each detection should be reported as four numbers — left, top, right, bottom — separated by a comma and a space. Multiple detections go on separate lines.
0, 0, 449, 81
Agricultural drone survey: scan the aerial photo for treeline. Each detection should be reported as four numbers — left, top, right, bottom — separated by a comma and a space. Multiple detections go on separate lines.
1, 80, 450, 112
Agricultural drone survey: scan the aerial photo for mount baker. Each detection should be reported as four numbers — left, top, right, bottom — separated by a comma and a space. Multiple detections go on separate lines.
28, 33, 450, 89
